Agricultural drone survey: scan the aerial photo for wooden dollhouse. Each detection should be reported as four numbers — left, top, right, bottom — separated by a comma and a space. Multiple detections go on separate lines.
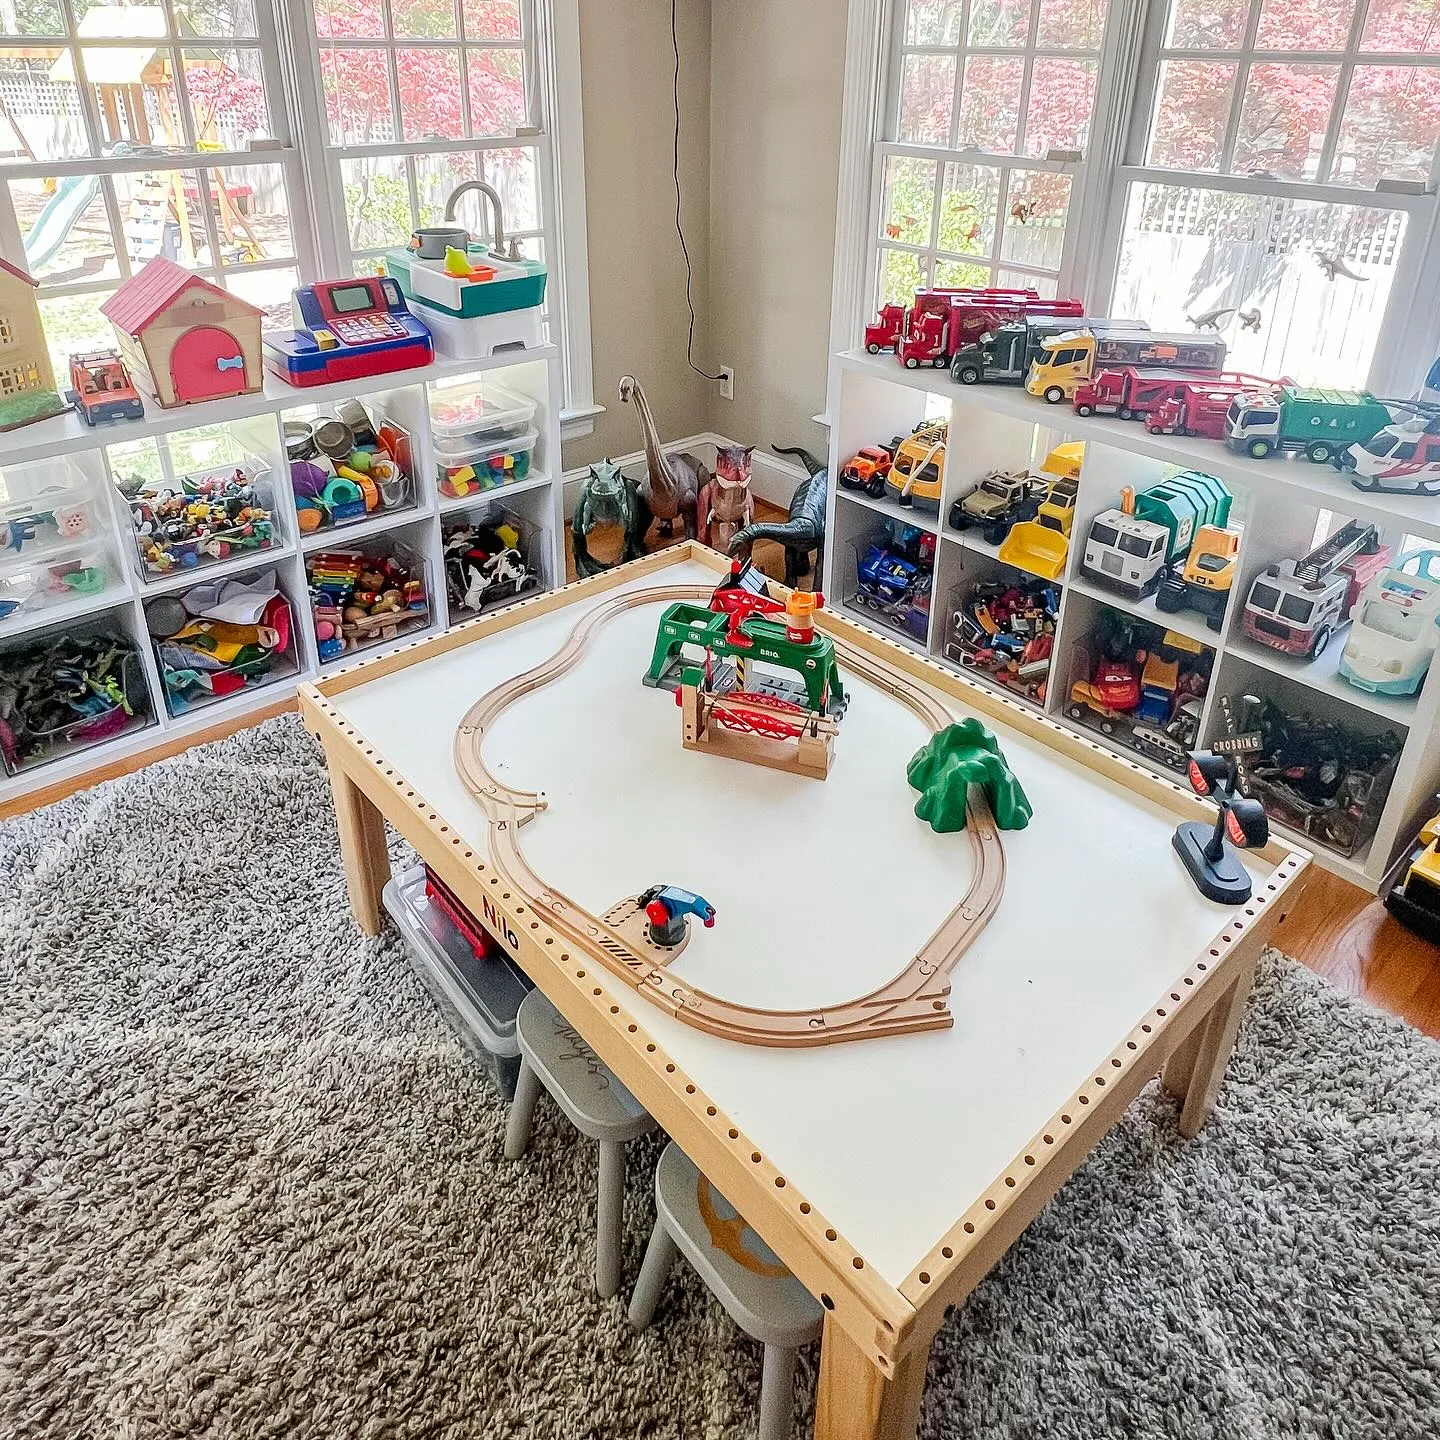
100, 258, 263, 408
0, 257, 67, 431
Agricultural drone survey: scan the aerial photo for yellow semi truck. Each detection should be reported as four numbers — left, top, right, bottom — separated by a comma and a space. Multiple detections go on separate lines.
1025, 329, 1227, 405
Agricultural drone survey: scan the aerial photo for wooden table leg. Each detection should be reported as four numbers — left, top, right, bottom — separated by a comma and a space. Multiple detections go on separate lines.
329, 762, 390, 936
814, 1314, 929, 1440
1163, 962, 1256, 1140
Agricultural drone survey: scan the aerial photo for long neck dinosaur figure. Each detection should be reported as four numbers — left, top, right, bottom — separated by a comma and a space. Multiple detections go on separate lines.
619, 374, 705, 540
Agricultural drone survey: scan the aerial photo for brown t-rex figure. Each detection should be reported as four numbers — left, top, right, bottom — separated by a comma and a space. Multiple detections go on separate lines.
697, 443, 755, 552
618, 374, 704, 541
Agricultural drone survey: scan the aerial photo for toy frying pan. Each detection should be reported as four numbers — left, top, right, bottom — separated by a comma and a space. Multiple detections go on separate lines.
144, 594, 189, 638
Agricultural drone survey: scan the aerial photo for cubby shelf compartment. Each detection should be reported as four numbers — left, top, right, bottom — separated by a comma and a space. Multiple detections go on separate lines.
826, 346, 1440, 892
437, 469, 553, 514
835, 485, 940, 534
0, 346, 566, 816
1067, 573, 1222, 653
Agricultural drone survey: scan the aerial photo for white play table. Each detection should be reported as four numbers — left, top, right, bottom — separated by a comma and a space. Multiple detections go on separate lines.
299, 543, 1308, 1440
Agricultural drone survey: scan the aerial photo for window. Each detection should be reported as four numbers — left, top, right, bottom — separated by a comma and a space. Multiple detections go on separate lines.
301, 0, 538, 272
852, 0, 1440, 395
1, 0, 309, 366
0, 0, 592, 415
875, 0, 1111, 305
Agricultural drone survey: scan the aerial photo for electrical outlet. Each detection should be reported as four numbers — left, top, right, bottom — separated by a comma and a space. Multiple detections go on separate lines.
718, 365, 735, 401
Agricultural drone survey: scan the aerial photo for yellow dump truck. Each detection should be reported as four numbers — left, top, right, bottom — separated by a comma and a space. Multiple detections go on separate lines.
1385, 810, 1440, 945
996, 443, 1085, 580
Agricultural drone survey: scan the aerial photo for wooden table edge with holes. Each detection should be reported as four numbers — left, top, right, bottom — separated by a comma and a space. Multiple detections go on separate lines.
297, 540, 1311, 1440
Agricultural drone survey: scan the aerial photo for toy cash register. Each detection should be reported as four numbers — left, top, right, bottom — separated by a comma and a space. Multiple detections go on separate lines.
262, 277, 434, 388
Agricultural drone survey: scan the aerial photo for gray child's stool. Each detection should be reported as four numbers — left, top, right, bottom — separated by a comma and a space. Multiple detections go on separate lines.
503, 988, 657, 1297
629, 1141, 823, 1440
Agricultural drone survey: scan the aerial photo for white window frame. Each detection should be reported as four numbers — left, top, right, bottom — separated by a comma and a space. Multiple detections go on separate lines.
0, 0, 319, 317
833, 0, 1440, 400
0, 0, 596, 429
281, 0, 596, 426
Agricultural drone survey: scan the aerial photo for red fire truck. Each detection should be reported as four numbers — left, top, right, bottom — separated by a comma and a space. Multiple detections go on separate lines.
1144, 374, 1283, 439
863, 287, 1085, 369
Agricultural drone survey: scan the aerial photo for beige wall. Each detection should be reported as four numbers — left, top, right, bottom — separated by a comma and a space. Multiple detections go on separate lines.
567, 0, 715, 471
705, 0, 847, 462
567, 0, 847, 475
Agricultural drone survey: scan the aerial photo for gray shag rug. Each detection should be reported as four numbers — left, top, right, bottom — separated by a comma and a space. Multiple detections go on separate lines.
3, 715, 1438, 1440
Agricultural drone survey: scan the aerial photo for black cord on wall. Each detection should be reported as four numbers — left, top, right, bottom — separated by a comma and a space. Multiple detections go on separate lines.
671, 0, 723, 382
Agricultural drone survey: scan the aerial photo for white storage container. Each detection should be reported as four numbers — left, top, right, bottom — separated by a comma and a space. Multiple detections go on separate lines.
382, 863, 532, 1098
430, 381, 537, 453
436, 427, 539, 500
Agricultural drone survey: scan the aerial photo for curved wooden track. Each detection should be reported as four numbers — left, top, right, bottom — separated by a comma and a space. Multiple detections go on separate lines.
454, 583, 1006, 1046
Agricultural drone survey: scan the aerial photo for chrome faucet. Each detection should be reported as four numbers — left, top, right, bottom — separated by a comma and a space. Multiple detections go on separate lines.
443, 180, 522, 261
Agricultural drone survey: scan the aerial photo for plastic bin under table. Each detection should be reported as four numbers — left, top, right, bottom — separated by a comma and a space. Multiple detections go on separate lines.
383, 861, 532, 1098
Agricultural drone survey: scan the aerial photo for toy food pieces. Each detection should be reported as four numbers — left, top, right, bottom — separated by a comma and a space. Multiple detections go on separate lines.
307, 547, 429, 661
442, 519, 539, 615
431, 383, 539, 500
124, 465, 274, 576
288, 400, 412, 534
144, 569, 293, 715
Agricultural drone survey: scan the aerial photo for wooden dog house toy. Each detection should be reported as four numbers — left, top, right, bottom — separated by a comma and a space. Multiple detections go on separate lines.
100, 258, 263, 409
0, 258, 70, 431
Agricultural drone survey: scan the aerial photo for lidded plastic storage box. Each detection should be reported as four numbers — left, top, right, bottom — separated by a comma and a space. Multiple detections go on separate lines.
430, 380, 537, 454
382, 862, 532, 1098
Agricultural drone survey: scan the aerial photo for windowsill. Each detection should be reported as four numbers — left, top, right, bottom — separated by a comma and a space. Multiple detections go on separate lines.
560, 401, 604, 442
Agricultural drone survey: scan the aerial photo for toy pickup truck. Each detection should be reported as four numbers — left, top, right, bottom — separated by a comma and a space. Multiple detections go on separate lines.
948, 470, 1042, 546
68, 350, 144, 426
839, 442, 897, 498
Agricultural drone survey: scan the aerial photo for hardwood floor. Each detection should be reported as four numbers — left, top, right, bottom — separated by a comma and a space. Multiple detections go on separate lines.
5, 504, 1437, 1037
1274, 866, 1440, 1038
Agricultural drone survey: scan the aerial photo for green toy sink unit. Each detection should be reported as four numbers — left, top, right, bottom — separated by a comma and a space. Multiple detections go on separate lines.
383, 245, 548, 320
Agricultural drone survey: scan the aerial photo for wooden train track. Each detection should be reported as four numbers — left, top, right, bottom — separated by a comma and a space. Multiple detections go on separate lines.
453, 584, 1006, 1046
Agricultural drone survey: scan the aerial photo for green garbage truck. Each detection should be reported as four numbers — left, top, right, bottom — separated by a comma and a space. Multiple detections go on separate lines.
1225, 386, 1393, 462
1080, 470, 1233, 599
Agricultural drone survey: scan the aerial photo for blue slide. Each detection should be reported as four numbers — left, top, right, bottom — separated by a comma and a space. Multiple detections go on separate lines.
23, 173, 100, 272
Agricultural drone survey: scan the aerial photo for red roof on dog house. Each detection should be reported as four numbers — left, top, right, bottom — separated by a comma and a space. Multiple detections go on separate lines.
100, 258, 263, 409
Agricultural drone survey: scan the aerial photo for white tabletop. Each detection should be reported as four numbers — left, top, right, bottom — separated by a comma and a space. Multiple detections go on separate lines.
331, 556, 1270, 1289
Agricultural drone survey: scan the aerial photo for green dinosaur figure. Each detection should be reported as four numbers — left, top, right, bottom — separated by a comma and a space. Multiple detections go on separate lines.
907, 718, 1032, 833
572, 459, 648, 578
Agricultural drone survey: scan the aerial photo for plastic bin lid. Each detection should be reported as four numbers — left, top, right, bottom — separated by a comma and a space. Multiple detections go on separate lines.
385, 863, 531, 1047
435, 426, 539, 470
430, 382, 537, 440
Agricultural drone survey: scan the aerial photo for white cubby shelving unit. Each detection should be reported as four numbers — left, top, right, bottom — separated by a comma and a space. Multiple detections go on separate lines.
0, 348, 563, 810
825, 347, 1440, 892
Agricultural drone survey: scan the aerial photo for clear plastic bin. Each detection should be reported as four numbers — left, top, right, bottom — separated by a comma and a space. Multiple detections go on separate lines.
118, 458, 280, 582
382, 862, 532, 1098
146, 570, 299, 718
0, 621, 154, 777
0, 453, 96, 507
0, 539, 115, 625
307, 535, 432, 664
429, 380, 536, 452
436, 427, 539, 500
441, 505, 546, 619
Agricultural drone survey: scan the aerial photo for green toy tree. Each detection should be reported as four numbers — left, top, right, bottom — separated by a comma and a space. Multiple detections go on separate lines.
907, 718, 1033, 833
